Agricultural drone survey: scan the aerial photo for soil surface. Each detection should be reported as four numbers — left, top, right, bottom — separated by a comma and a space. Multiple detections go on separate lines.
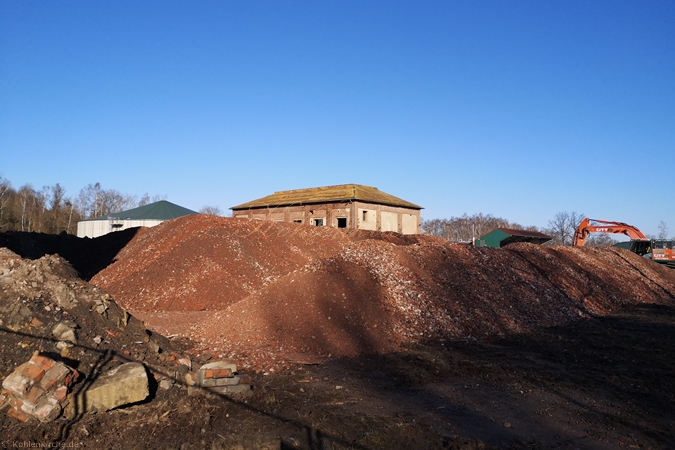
1, 218, 674, 449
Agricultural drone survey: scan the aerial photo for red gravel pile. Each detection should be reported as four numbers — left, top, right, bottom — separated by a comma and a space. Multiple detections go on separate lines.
91, 215, 675, 370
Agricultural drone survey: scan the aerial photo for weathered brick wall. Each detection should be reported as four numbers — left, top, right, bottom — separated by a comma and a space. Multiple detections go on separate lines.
233, 201, 420, 234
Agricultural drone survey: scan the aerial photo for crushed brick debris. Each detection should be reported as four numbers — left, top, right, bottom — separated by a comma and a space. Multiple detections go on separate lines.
91, 215, 675, 371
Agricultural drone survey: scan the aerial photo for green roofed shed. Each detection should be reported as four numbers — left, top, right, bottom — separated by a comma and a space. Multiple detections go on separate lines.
76, 200, 198, 238
475, 228, 552, 248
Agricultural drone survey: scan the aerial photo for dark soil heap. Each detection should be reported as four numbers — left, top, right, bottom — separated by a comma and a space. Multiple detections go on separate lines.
90, 215, 675, 370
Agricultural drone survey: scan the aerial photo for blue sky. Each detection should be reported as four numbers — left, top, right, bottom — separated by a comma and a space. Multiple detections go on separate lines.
1, 1, 673, 235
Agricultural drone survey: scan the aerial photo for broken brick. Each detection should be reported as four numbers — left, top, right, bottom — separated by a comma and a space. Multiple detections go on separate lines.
39, 364, 70, 390
53, 386, 68, 403
7, 406, 29, 422
2, 371, 33, 397
19, 362, 45, 383
24, 385, 46, 404
33, 397, 61, 423
204, 368, 232, 379
30, 353, 55, 372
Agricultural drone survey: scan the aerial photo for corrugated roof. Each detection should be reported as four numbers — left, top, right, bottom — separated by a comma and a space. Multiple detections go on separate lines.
81, 200, 198, 222
231, 184, 423, 210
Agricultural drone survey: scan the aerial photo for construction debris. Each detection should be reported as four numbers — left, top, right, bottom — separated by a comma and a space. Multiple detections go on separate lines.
2, 352, 79, 422
90, 215, 675, 371
187, 360, 252, 396
77, 362, 149, 413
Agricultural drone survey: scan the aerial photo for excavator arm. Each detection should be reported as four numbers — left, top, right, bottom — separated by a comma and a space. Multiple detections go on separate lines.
573, 218, 648, 246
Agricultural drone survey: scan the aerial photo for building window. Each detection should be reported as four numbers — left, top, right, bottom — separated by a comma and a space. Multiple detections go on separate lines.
293, 219, 302, 223
313, 218, 324, 226
337, 217, 347, 228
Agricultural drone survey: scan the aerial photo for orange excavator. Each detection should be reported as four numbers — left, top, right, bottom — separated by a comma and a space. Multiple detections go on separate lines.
573, 218, 675, 267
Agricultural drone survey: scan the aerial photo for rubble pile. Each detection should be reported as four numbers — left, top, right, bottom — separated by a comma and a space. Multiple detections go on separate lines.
1, 352, 79, 422
0, 247, 250, 423
186, 360, 252, 396
90, 215, 675, 370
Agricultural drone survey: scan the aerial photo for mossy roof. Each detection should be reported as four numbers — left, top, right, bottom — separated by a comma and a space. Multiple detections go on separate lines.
231, 184, 422, 210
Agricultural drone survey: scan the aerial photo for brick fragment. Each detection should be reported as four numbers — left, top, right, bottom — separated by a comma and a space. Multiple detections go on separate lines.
204, 368, 232, 379
24, 385, 46, 405
62, 369, 79, 387
53, 386, 68, 403
30, 354, 55, 371
33, 397, 61, 422
7, 406, 29, 422
2, 371, 33, 397
20, 363, 45, 383
39, 364, 70, 390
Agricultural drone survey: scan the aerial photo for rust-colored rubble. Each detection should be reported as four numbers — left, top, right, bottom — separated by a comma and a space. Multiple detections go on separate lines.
91, 215, 675, 370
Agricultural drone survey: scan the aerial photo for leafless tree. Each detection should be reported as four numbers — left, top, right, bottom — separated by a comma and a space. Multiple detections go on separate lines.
0, 176, 12, 228
422, 213, 529, 243
545, 211, 584, 246
586, 234, 618, 247
199, 205, 223, 216
657, 221, 669, 240
17, 184, 34, 231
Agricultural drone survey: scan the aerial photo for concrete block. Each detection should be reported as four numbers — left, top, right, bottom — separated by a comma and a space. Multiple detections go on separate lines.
81, 362, 149, 412
199, 375, 245, 388
208, 384, 252, 396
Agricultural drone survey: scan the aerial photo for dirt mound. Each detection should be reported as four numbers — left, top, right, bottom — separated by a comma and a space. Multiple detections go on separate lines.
91, 215, 675, 370
92, 215, 352, 312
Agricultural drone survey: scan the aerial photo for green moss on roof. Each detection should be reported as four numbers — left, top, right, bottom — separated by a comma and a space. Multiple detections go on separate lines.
82, 200, 198, 221
231, 184, 422, 210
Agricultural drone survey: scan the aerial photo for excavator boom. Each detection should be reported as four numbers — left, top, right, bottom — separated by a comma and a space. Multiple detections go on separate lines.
573, 218, 648, 247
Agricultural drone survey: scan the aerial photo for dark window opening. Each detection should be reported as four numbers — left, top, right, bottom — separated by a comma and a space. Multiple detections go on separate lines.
337, 217, 347, 228
313, 218, 324, 226
293, 219, 302, 223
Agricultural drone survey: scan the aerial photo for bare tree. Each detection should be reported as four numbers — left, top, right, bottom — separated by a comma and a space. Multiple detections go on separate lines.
0, 176, 12, 228
17, 184, 34, 231
422, 213, 529, 243
545, 211, 584, 246
657, 221, 669, 240
199, 205, 223, 216
586, 234, 618, 247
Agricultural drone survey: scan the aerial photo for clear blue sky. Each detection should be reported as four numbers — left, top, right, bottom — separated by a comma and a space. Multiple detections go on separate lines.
1, 1, 673, 235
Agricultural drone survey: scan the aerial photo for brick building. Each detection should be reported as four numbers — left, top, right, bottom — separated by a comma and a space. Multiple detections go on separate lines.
231, 184, 423, 235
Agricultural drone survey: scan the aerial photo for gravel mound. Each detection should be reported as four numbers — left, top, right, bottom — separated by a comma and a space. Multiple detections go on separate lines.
91, 215, 675, 370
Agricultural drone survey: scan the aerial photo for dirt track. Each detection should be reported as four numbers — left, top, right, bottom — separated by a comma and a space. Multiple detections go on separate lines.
1, 217, 675, 449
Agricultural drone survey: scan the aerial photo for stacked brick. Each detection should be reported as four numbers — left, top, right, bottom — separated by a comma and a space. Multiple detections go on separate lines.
186, 360, 252, 396
1, 352, 79, 422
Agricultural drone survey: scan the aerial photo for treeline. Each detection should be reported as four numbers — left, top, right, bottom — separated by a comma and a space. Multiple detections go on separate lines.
421, 213, 541, 243
0, 176, 164, 234
421, 211, 627, 247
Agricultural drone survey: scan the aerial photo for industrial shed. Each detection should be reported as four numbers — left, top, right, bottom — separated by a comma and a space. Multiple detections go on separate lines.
475, 228, 552, 248
231, 184, 423, 234
77, 200, 197, 238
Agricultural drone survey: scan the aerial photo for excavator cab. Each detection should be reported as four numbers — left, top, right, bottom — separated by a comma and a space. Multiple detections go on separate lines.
629, 239, 651, 256
651, 239, 675, 266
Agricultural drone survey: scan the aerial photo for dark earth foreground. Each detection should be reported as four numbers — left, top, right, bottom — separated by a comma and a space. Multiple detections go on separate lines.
2, 303, 673, 450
